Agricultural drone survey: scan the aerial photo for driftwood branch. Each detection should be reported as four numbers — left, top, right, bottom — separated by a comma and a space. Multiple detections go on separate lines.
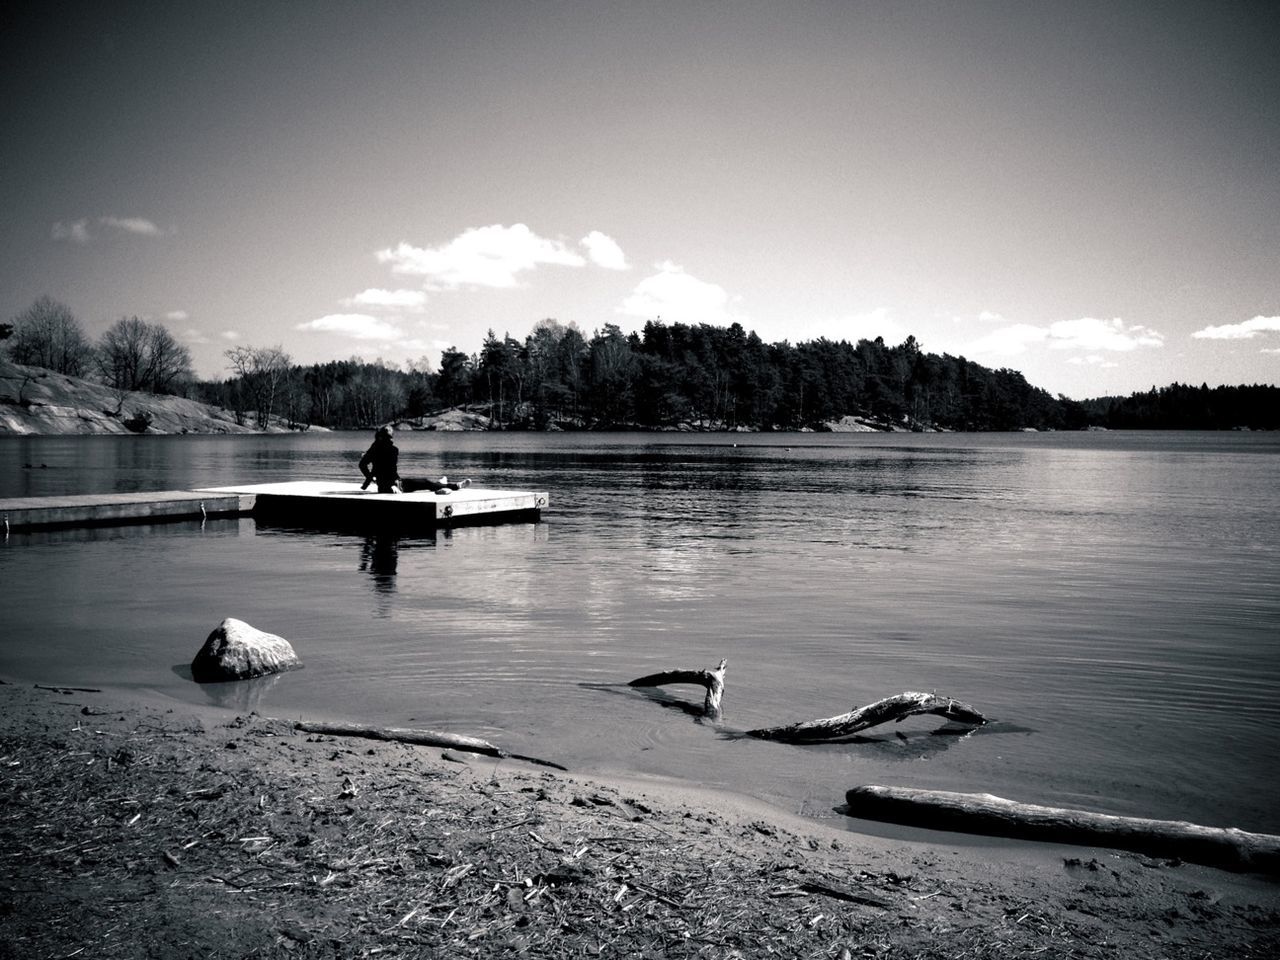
844, 785, 1280, 874
628, 659, 727, 718
746, 691, 987, 743
297, 720, 502, 754
293, 720, 567, 770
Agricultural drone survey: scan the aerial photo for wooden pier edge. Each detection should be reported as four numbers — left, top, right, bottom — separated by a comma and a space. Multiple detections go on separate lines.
844, 785, 1280, 873
0, 491, 252, 532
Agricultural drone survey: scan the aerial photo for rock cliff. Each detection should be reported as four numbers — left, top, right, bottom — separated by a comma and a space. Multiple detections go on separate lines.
0, 358, 284, 435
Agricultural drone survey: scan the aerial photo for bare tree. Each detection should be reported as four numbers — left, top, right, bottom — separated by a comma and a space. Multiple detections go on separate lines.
96, 316, 193, 394
225, 345, 292, 429
6, 296, 93, 376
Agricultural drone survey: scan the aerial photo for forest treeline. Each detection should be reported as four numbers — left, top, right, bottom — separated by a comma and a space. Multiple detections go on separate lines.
190, 319, 1280, 432
6, 298, 1279, 431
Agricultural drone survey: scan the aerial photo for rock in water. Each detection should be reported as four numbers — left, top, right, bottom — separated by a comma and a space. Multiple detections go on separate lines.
191, 618, 302, 683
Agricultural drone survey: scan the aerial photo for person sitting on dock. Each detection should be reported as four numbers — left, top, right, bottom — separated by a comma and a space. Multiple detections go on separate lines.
358, 426, 471, 495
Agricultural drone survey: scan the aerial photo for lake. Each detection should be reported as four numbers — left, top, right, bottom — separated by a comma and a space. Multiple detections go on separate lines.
2, 430, 1278, 838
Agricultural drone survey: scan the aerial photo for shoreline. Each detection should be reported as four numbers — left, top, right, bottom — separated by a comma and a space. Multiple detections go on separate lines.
2, 680, 1275, 958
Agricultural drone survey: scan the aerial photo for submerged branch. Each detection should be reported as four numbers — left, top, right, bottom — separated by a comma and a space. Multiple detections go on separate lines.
628, 659, 727, 719
746, 691, 987, 743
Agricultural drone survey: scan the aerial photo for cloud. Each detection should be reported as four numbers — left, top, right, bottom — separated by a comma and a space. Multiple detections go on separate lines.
296, 313, 402, 340
393, 338, 435, 352
1046, 317, 1163, 352
344, 288, 427, 310
618, 261, 735, 324
182, 327, 209, 345
1262, 347, 1280, 355
51, 216, 165, 243
220, 330, 242, 340
166, 310, 189, 322
377, 223, 585, 289
581, 231, 628, 270
967, 317, 1163, 357
99, 216, 162, 236
1191, 315, 1280, 341
837, 307, 912, 346
1066, 354, 1118, 368
967, 323, 1050, 357
51, 219, 90, 243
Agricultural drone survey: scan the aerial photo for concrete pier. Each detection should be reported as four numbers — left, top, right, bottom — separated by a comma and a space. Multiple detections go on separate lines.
2, 481, 547, 533
0, 491, 253, 532
201, 481, 547, 528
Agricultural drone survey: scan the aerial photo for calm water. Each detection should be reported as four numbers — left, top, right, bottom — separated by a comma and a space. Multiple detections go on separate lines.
2, 431, 1278, 836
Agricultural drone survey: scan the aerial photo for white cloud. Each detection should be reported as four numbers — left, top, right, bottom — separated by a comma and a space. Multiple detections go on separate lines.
220, 330, 242, 340
296, 313, 402, 340
99, 216, 162, 236
978, 310, 1006, 323
1262, 347, 1280, 355
966, 316, 1163, 357
1046, 317, 1163, 352
394, 338, 435, 352
618, 261, 736, 324
166, 310, 189, 322
968, 323, 1050, 357
51, 219, 90, 243
344, 288, 427, 310
837, 307, 912, 345
182, 327, 209, 345
1191, 315, 1280, 341
51, 216, 165, 242
1066, 354, 1118, 368
376, 223, 585, 289
581, 230, 629, 270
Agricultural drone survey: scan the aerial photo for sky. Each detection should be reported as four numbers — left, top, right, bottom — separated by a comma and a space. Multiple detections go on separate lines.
2, 0, 1277, 400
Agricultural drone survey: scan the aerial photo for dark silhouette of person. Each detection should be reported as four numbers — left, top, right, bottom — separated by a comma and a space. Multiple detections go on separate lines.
359, 426, 470, 494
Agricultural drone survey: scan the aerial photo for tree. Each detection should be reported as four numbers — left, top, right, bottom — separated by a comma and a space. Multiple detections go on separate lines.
6, 296, 93, 376
96, 316, 193, 394
225, 344, 292, 429
435, 347, 473, 408
586, 324, 636, 426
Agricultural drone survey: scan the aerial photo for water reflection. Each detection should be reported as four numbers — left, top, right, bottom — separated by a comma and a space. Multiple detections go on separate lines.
2, 517, 243, 546
359, 533, 400, 598
195, 670, 285, 713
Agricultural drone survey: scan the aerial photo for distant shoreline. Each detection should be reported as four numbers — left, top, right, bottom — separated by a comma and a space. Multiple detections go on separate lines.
5, 358, 1276, 436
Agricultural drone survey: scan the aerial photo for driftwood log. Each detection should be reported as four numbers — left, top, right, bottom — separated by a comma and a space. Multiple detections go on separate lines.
746, 691, 987, 743
628, 658, 727, 719
845, 785, 1280, 874
294, 720, 567, 770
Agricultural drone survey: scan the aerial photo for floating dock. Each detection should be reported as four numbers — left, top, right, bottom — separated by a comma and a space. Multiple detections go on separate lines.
1, 482, 547, 533
202, 481, 547, 529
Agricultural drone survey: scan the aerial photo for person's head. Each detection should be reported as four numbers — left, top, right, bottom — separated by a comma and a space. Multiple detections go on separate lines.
376, 425, 394, 441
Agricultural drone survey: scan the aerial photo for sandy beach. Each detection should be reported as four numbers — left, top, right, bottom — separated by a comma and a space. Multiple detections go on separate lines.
1, 679, 1276, 959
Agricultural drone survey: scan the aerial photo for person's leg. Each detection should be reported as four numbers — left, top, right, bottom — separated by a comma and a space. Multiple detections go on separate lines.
401, 477, 471, 492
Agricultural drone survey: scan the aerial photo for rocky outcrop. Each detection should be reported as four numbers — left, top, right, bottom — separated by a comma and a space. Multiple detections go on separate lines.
191, 618, 302, 683
405, 408, 494, 431
0, 358, 297, 435
823, 415, 884, 433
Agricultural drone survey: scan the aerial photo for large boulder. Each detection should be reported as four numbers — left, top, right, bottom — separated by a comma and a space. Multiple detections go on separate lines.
191, 618, 302, 683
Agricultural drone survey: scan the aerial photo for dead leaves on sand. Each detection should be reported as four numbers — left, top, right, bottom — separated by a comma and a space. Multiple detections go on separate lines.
2, 685, 1276, 959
